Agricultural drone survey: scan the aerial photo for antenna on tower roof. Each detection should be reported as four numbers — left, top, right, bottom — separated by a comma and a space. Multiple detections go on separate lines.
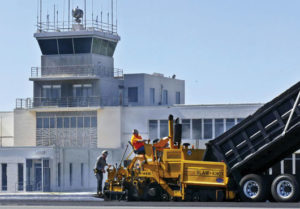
68, 0, 70, 29
84, 0, 87, 29
111, 0, 113, 32
53, 4, 56, 29
116, 0, 118, 29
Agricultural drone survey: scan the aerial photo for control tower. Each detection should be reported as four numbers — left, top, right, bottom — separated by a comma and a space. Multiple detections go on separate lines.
30, 3, 122, 108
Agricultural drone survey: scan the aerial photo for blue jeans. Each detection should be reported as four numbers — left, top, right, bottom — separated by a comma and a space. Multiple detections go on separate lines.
136, 146, 145, 153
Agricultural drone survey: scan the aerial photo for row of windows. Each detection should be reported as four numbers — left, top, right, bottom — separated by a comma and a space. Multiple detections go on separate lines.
38, 38, 117, 56
149, 118, 244, 140
37, 116, 97, 129
42, 84, 93, 99
128, 87, 180, 105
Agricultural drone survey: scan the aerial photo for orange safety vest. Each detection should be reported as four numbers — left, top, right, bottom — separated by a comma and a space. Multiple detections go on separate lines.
131, 134, 144, 150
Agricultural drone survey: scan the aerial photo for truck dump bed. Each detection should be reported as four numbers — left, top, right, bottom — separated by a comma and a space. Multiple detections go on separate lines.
203, 81, 300, 181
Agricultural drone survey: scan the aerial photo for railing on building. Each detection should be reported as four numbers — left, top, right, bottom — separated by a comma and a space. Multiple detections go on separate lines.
37, 20, 118, 35
16, 97, 101, 109
16, 95, 133, 109
30, 65, 123, 79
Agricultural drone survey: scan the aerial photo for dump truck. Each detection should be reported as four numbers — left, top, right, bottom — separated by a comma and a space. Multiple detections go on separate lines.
103, 81, 300, 202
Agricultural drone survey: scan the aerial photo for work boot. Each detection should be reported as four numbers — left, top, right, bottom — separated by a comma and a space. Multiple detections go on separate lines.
98, 192, 104, 198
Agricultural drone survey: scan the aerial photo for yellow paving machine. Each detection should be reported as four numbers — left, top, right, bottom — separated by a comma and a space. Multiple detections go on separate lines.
104, 115, 235, 201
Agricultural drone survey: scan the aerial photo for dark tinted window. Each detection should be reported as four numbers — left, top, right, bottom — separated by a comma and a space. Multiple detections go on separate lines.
18, 163, 24, 191
43, 118, 49, 128
149, 120, 158, 139
78, 117, 83, 128
226, 118, 235, 131
74, 38, 92, 53
50, 118, 55, 128
182, 119, 190, 139
2, 164, 7, 191
192, 119, 202, 139
160, 120, 168, 138
91, 117, 97, 127
57, 117, 63, 128
64, 118, 70, 128
37, 118, 42, 128
71, 117, 76, 128
128, 87, 138, 103
215, 119, 224, 137
58, 38, 73, 54
38, 39, 58, 55
108, 41, 117, 56
84, 117, 90, 128
204, 119, 213, 139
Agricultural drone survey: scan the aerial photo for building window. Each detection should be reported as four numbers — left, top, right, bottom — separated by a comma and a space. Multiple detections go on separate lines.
57, 117, 63, 128
1, 164, 7, 191
192, 119, 202, 140
58, 38, 73, 54
69, 163, 73, 186
36, 111, 98, 148
52, 85, 61, 99
91, 117, 97, 128
18, 163, 24, 191
83, 84, 92, 97
73, 84, 92, 97
81, 163, 84, 187
42, 85, 61, 99
204, 119, 213, 139
128, 87, 138, 102
182, 119, 190, 139
160, 120, 168, 138
38, 39, 58, 55
150, 88, 155, 105
226, 118, 235, 131
237, 118, 245, 123
149, 120, 158, 139
215, 119, 224, 137
176, 92, 180, 104
162, 90, 168, 105
73, 37, 92, 54
57, 163, 61, 187
42, 85, 51, 98
78, 117, 84, 128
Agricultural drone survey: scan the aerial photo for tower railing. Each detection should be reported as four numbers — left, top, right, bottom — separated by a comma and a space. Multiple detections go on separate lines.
36, 20, 117, 35
30, 65, 123, 79
15, 95, 133, 109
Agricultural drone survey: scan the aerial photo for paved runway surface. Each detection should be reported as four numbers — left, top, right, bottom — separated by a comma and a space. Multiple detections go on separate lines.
0, 200, 300, 209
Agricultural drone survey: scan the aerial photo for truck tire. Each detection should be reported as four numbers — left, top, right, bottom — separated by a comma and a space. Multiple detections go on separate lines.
271, 174, 300, 202
239, 174, 267, 202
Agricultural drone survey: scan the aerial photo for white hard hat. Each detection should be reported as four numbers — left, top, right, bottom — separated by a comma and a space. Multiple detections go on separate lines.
102, 150, 108, 155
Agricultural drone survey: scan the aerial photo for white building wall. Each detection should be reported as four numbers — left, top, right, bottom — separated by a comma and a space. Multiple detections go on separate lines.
0, 112, 14, 147
97, 107, 122, 149
14, 110, 36, 146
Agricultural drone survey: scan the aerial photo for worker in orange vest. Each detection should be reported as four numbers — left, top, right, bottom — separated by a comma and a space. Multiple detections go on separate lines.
131, 129, 145, 154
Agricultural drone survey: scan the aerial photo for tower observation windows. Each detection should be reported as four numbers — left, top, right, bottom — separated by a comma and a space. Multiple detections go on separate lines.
38, 39, 58, 55
38, 37, 116, 56
74, 38, 92, 53
92, 38, 117, 56
58, 38, 73, 54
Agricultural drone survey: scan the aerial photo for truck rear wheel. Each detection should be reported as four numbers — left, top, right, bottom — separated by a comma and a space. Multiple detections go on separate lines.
271, 174, 300, 202
239, 174, 267, 202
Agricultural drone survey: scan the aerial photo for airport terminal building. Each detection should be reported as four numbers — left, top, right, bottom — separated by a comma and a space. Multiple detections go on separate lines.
0, 5, 294, 193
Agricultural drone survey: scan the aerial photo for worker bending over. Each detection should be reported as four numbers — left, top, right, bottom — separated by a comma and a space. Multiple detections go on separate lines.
131, 129, 145, 154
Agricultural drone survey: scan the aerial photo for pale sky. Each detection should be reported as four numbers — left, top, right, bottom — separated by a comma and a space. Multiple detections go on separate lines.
0, 0, 299, 111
